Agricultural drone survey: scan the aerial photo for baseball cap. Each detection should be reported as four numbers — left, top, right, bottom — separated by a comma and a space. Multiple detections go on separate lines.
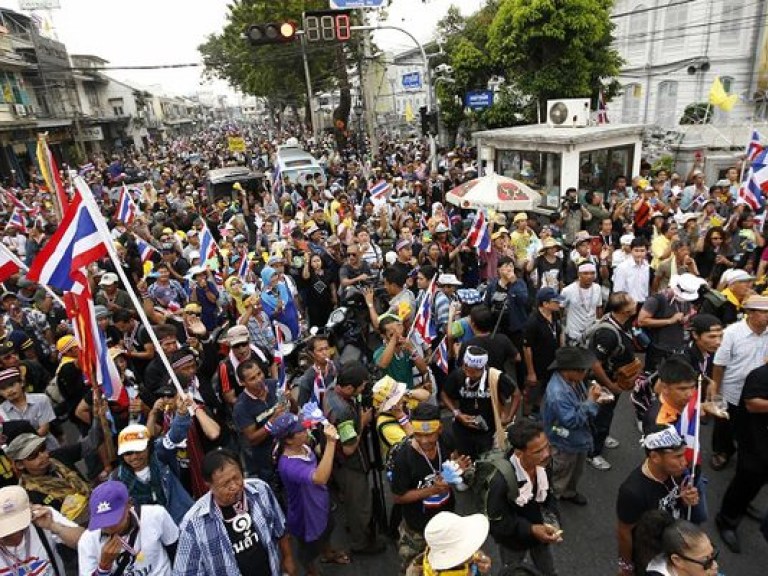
724, 269, 755, 285
270, 413, 309, 440
395, 239, 412, 252
99, 273, 119, 287
117, 424, 150, 455
3, 432, 46, 461
94, 305, 110, 319
690, 313, 723, 334
227, 325, 250, 346
88, 481, 130, 530
537, 287, 566, 305
0, 486, 31, 538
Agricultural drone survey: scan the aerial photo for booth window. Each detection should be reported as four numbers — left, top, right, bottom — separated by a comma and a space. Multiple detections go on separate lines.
656, 80, 678, 126
578, 145, 635, 193
497, 149, 562, 195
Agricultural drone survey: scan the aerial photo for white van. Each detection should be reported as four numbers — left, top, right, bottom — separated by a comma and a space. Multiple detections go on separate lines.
274, 143, 324, 188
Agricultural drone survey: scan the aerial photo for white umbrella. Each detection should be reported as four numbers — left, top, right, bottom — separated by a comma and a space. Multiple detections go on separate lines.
445, 173, 542, 212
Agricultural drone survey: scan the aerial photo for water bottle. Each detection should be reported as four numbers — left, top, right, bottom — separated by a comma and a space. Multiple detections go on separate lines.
127, 384, 140, 424
551, 425, 570, 439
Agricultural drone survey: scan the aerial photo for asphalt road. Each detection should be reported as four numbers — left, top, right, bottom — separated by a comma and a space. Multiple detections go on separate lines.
324, 396, 767, 576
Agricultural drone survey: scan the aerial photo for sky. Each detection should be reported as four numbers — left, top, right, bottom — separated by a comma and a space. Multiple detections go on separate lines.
0, 0, 486, 100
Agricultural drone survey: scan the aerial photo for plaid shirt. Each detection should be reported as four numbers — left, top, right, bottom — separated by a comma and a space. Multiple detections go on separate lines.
173, 478, 286, 576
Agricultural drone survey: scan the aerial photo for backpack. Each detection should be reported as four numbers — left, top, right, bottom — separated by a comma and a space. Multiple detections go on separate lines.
468, 448, 519, 518
579, 315, 626, 356
384, 435, 411, 483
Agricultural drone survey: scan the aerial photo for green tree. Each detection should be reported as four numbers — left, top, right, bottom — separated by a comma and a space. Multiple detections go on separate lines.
199, 0, 354, 147
487, 0, 623, 118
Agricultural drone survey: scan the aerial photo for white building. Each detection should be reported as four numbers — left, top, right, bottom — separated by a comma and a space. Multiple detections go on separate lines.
609, 0, 767, 127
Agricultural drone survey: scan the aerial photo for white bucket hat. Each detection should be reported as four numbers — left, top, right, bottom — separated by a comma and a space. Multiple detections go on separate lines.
425, 512, 489, 570
670, 273, 706, 302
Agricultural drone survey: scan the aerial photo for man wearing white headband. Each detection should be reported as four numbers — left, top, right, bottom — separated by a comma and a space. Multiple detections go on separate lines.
561, 259, 603, 346
441, 346, 520, 460
617, 424, 702, 576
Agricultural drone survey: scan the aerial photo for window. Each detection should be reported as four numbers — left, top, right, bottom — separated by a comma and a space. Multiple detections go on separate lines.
720, 0, 743, 46
497, 150, 562, 196
656, 80, 678, 126
579, 145, 636, 193
663, 0, 688, 52
622, 83, 642, 123
627, 5, 649, 60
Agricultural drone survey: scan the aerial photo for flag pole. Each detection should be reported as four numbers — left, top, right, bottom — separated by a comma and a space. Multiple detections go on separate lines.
73, 176, 189, 400
0, 243, 65, 307
687, 375, 703, 522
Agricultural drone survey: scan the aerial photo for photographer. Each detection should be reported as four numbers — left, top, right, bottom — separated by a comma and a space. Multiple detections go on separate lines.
561, 188, 593, 246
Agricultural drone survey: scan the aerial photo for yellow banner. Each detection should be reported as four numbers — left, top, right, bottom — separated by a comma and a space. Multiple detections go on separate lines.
228, 136, 246, 153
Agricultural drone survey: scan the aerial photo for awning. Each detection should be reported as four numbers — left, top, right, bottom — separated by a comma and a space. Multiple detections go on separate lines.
36, 118, 73, 129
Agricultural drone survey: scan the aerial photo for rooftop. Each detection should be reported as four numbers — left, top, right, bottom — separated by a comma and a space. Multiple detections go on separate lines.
473, 123, 646, 146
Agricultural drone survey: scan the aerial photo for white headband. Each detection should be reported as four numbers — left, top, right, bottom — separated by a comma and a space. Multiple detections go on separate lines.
641, 426, 684, 451
578, 262, 597, 274
464, 349, 488, 369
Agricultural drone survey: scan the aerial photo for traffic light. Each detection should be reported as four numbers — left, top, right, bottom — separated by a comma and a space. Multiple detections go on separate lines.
303, 10, 352, 43
419, 107, 438, 136
246, 21, 297, 46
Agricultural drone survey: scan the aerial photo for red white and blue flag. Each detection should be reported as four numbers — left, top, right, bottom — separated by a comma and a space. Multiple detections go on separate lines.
435, 336, 449, 374
0, 243, 21, 283
597, 87, 609, 125
272, 166, 282, 195
676, 382, 701, 466
746, 130, 764, 162
8, 208, 27, 233
413, 275, 438, 344
4, 189, 30, 213
198, 222, 219, 261
466, 210, 491, 253
27, 189, 107, 294
739, 164, 768, 210
134, 236, 156, 263
116, 185, 139, 224
369, 180, 390, 206
237, 249, 249, 280
78, 163, 95, 176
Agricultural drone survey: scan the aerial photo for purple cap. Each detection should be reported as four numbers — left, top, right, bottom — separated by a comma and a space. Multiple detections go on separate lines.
270, 413, 309, 440
88, 481, 129, 530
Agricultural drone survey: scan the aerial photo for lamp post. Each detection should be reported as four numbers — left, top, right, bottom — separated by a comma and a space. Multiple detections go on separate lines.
353, 100, 363, 159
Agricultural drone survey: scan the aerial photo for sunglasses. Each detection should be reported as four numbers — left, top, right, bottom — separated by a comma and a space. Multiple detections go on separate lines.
24, 445, 46, 461
185, 311, 200, 317
232, 342, 250, 349
677, 548, 719, 570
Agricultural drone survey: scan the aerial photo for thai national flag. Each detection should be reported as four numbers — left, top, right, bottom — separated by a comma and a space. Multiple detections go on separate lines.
135, 236, 156, 263
740, 165, 768, 210
237, 250, 249, 280
435, 336, 449, 374
8, 208, 27, 233
272, 166, 282, 195
274, 322, 286, 391
116, 185, 138, 224
746, 130, 764, 162
0, 243, 21, 283
676, 382, 700, 465
419, 213, 429, 232
78, 163, 95, 176
466, 210, 491, 253
27, 187, 107, 294
414, 276, 438, 344
369, 180, 390, 206
198, 222, 219, 261
4, 189, 29, 212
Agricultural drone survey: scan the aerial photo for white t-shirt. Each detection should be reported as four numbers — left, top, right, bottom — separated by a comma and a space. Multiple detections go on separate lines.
561, 282, 602, 341
0, 508, 76, 575
78, 505, 179, 576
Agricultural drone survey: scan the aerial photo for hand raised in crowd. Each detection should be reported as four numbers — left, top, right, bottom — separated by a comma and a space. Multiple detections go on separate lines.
176, 393, 195, 416
30, 504, 54, 530
363, 286, 375, 306
323, 422, 339, 442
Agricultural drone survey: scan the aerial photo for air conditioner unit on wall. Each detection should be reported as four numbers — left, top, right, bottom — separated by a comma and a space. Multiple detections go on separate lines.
14, 104, 26, 117
546, 98, 591, 127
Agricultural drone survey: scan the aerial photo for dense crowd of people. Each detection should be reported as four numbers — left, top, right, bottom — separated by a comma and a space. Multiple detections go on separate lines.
0, 124, 765, 576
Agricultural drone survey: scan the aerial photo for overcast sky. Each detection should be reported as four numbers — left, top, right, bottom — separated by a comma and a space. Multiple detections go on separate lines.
0, 0, 486, 99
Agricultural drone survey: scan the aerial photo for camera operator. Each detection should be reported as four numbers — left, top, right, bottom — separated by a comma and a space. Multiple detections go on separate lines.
561, 188, 593, 247
338, 243, 373, 300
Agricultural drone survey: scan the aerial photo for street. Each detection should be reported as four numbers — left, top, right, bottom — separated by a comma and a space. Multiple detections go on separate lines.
327, 397, 766, 575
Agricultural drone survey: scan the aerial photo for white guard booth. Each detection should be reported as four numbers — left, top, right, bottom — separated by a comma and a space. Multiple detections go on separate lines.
473, 124, 645, 209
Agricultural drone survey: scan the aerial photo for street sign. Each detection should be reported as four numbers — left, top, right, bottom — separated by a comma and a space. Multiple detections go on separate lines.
329, 0, 385, 8
465, 90, 494, 110
402, 72, 422, 90
228, 137, 246, 153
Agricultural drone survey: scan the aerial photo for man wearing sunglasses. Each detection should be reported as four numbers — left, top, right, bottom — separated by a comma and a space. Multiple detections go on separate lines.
215, 325, 272, 407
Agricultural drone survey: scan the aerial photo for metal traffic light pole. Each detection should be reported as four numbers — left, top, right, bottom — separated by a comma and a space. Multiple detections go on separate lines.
350, 24, 437, 172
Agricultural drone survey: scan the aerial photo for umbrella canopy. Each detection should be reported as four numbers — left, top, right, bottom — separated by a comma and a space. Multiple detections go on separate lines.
446, 173, 542, 212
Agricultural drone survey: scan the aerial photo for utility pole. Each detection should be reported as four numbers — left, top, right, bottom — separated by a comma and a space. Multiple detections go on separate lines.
358, 9, 378, 160
299, 32, 317, 139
